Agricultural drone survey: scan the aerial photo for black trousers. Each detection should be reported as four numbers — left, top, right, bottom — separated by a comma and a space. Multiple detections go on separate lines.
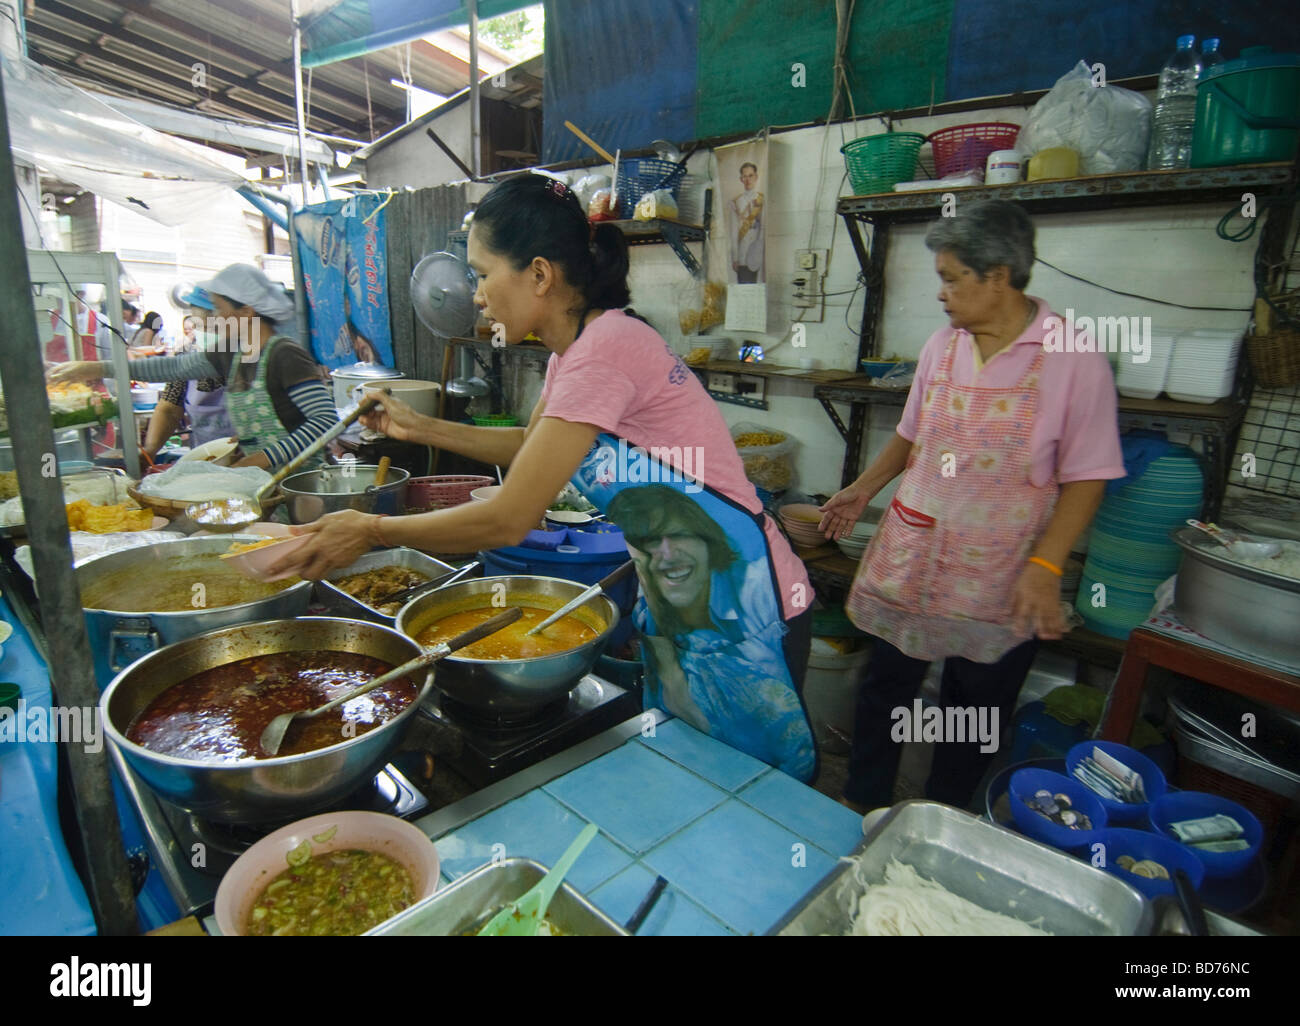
843, 635, 1039, 809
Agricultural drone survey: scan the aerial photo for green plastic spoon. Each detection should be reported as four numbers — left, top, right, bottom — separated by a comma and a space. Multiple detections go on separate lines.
477, 823, 599, 936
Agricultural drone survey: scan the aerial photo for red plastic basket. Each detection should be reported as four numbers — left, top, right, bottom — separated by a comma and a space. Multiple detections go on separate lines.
404, 475, 494, 513
927, 122, 1021, 178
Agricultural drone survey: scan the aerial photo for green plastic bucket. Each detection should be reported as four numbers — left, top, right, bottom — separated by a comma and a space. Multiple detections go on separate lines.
1191, 48, 1300, 167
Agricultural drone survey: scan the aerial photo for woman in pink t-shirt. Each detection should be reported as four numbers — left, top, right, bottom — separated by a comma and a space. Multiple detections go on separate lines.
818, 200, 1124, 812
272, 173, 818, 780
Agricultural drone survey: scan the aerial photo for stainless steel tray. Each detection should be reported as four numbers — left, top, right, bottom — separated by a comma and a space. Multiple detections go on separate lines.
770, 801, 1151, 936
365, 857, 628, 936
314, 548, 456, 624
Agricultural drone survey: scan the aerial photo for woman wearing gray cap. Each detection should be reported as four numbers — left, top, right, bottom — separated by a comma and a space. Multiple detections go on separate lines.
51, 264, 337, 470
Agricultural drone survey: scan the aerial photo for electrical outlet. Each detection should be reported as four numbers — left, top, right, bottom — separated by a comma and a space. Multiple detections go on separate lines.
795, 249, 828, 272
707, 373, 736, 394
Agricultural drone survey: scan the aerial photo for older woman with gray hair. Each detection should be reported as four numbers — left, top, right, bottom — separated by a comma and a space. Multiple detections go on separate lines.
819, 200, 1125, 812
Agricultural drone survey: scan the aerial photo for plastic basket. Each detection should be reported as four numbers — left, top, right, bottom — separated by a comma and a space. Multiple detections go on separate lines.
841, 133, 924, 195
617, 158, 688, 219
927, 122, 1021, 178
404, 474, 494, 513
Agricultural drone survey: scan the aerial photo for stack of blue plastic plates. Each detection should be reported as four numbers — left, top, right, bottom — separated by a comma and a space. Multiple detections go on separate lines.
1076, 448, 1204, 638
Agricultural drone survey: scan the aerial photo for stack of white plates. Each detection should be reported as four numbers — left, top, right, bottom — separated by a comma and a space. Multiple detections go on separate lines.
835, 520, 876, 561
1165, 330, 1242, 403
1115, 332, 1177, 399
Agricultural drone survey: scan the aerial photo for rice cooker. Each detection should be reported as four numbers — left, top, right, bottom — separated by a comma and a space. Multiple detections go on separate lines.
330, 362, 403, 408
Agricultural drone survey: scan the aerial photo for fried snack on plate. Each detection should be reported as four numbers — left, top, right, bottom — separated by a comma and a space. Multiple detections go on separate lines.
66, 499, 154, 533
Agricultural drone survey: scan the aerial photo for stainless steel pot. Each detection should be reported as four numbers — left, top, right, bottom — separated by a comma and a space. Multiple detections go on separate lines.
330, 362, 402, 408
395, 575, 618, 718
1172, 527, 1300, 664
101, 617, 434, 824
281, 465, 410, 524
77, 535, 314, 682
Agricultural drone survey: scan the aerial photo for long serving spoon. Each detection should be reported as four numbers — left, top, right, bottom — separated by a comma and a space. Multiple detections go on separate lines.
1186, 519, 1281, 560
258, 606, 522, 757
186, 395, 385, 532
477, 823, 599, 936
523, 560, 635, 638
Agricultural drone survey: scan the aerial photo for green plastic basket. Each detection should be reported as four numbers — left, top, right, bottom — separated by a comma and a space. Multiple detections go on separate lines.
472, 413, 519, 427
841, 132, 925, 195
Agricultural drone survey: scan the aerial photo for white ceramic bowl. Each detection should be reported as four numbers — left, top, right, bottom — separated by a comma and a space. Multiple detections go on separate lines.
214, 810, 440, 936
470, 485, 503, 502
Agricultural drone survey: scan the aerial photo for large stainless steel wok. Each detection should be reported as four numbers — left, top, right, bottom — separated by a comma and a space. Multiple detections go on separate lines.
395, 575, 618, 719
77, 535, 314, 681
101, 618, 434, 824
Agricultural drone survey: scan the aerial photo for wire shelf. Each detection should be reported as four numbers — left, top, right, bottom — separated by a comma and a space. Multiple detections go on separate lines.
1232, 383, 1300, 499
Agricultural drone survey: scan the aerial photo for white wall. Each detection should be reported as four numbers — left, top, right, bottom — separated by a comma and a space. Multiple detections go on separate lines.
499, 100, 1258, 505
365, 102, 473, 190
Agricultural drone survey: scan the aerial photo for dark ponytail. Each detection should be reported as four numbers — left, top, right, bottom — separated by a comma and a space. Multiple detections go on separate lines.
473, 173, 631, 311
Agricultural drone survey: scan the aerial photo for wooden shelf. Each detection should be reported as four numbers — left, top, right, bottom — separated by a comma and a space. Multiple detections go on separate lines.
610, 217, 707, 243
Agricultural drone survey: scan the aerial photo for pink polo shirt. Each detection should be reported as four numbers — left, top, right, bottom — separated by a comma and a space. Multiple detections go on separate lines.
896, 297, 1126, 487
539, 310, 812, 619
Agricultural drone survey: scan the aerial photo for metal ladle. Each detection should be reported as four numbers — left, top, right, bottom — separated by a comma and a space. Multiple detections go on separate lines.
258, 606, 522, 757
1186, 519, 1282, 560
187, 396, 383, 532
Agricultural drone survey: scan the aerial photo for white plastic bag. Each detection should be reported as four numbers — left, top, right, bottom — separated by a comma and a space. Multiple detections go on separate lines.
731, 422, 797, 492
137, 461, 271, 501
1016, 61, 1152, 175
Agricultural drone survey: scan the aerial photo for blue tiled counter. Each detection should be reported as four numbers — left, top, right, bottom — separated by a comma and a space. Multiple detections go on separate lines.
428, 718, 864, 935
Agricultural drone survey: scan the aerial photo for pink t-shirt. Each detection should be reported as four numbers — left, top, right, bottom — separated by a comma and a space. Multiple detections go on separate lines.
540, 310, 812, 619
896, 297, 1126, 487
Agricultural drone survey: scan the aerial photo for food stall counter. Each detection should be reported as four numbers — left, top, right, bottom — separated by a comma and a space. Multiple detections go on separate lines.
0, 592, 97, 936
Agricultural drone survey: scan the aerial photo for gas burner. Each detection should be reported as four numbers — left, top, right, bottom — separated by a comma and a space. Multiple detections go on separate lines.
416, 672, 642, 788
438, 694, 570, 732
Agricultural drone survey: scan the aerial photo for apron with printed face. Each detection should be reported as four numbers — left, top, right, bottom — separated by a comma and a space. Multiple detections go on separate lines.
569, 433, 817, 782
223, 335, 323, 470
846, 334, 1058, 663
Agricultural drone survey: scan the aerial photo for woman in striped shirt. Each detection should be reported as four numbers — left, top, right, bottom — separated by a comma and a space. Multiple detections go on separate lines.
51, 265, 337, 470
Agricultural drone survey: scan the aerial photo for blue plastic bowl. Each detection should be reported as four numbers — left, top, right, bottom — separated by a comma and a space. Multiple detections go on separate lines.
1065, 740, 1167, 824
860, 359, 916, 379
521, 527, 566, 550
563, 526, 628, 555
1009, 768, 1108, 851
1148, 791, 1262, 879
1091, 827, 1205, 900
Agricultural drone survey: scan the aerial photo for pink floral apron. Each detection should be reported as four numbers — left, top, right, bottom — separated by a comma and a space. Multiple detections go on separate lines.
846, 334, 1058, 662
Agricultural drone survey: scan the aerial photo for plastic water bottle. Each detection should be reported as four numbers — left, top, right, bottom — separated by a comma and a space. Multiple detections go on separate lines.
1146, 34, 1202, 170
1199, 37, 1225, 75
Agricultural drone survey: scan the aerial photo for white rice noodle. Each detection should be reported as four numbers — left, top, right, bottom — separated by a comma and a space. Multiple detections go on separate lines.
845, 859, 1052, 936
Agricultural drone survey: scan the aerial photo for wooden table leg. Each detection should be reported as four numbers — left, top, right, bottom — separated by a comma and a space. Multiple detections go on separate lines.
1100, 635, 1151, 742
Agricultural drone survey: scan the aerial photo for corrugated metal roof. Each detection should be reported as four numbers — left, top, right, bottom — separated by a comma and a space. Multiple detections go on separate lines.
24, 0, 515, 144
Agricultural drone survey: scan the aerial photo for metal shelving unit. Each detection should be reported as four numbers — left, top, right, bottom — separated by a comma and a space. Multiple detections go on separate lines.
829, 162, 1300, 509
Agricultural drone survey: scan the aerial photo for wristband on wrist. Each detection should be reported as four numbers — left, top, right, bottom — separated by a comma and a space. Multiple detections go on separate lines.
1027, 556, 1063, 577
369, 514, 389, 547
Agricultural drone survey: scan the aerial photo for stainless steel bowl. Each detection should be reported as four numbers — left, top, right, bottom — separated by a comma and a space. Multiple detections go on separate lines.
281, 465, 410, 524
101, 618, 434, 824
1171, 527, 1300, 664
395, 575, 618, 718
77, 535, 314, 680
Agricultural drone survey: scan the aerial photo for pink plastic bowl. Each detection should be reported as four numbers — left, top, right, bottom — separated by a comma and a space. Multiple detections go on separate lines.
214, 810, 441, 936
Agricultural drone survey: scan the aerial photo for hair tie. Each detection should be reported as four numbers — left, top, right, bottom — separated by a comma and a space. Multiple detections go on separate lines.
545, 177, 571, 201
